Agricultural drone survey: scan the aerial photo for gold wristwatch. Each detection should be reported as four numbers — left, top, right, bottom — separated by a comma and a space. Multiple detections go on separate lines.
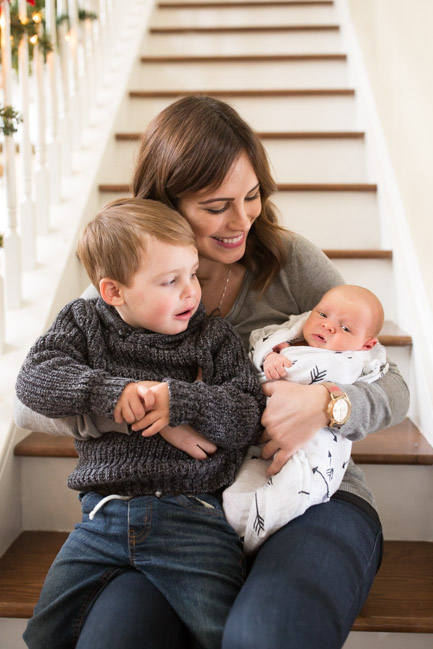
322, 382, 352, 429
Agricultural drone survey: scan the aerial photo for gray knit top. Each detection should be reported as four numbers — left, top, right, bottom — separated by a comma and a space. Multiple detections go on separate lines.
16, 300, 266, 496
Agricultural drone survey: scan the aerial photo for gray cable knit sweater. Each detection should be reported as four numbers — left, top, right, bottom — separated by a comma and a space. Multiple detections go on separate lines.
15, 300, 266, 496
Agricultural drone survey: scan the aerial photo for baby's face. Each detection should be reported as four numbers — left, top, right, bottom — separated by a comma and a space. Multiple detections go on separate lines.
303, 293, 376, 351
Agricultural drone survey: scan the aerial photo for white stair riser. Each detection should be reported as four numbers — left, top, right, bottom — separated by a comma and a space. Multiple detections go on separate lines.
143, 32, 344, 56
266, 138, 368, 183
150, 5, 338, 27
274, 191, 380, 248
361, 464, 433, 542
20, 448, 427, 540
330, 258, 396, 321
119, 95, 359, 132
0, 619, 26, 649
20, 458, 81, 531
344, 631, 433, 649
98, 137, 369, 185
130, 60, 349, 91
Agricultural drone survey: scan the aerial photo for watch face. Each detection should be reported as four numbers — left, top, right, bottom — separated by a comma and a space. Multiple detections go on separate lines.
334, 398, 349, 423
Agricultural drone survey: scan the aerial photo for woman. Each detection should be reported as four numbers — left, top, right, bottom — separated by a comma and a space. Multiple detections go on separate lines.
19, 95, 409, 648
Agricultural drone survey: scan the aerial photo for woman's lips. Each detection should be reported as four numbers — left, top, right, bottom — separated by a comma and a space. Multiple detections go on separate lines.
212, 233, 245, 248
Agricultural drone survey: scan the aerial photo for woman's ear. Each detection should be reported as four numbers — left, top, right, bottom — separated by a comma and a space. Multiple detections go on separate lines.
99, 278, 125, 306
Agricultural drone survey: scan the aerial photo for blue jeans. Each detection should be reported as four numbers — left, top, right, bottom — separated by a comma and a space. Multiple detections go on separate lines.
68, 494, 382, 649
222, 494, 383, 649
23, 492, 245, 649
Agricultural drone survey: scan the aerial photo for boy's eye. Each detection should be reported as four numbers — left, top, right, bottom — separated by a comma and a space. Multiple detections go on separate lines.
162, 278, 176, 286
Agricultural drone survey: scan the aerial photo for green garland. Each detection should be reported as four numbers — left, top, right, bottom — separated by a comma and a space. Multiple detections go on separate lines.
2, 1, 98, 70
0, 104, 23, 137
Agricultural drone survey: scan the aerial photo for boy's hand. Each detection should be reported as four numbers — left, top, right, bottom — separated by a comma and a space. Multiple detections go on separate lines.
114, 382, 156, 424
263, 352, 293, 380
160, 424, 217, 459
131, 382, 170, 436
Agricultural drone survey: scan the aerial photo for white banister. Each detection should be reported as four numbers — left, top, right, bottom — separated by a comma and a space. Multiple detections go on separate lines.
33, 38, 50, 235
1, 0, 22, 310
57, 0, 73, 176
67, 0, 82, 151
18, 0, 36, 271
45, 0, 62, 204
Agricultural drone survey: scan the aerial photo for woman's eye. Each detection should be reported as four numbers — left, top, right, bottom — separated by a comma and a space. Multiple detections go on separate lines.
245, 191, 260, 202
206, 202, 229, 215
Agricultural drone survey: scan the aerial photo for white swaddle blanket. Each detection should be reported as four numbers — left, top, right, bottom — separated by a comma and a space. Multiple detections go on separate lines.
223, 313, 388, 554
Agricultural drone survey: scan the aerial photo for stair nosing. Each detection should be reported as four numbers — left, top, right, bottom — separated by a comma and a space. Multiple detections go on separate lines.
149, 25, 340, 33
129, 89, 355, 98
99, 182, 376, 193
116, 131, 365, 141
158, 1, 335, 7
140, 54, 347, 63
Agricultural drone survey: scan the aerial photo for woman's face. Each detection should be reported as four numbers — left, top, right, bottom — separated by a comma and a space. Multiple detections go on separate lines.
178, 152, 261, 265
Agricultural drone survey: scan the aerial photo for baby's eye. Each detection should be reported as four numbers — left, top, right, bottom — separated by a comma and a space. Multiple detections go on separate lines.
318, 312, 327, 318
341, 325, 351, 333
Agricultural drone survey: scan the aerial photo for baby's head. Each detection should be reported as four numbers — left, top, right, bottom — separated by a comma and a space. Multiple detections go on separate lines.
77, 198, 201, 334
302, 285, 384, 352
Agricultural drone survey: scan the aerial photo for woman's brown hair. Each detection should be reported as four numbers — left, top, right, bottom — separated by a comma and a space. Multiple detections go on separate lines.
131, 95, 288, 293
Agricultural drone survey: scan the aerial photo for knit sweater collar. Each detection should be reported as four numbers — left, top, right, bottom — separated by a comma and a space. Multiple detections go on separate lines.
93, 297, 207, 343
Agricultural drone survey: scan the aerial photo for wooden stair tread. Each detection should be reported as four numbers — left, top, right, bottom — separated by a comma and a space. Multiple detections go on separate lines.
140, 54, 347, 62
149, 25, 340, 33
158, 1, 335, 7
1, 534, 431, 631
16, 416, 425, 462
129, 89, 355, 98
323, 249, 391, 259
116, 131, 365, 141
353, 541, 433, 633
352, 418, 433, 465
99, 182, 375, 194
15, 432, 77, 458
0, 532, 69, 618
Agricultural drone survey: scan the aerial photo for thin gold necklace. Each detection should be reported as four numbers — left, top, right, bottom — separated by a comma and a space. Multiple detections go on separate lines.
216, 265, 232, 316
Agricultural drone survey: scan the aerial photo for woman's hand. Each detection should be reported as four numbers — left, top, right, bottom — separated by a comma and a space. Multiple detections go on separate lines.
159, 424, 217, 460
260, 381, 329, 475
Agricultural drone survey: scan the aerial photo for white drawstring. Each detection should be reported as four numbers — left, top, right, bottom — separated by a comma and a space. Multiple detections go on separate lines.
89, 494, 131, 520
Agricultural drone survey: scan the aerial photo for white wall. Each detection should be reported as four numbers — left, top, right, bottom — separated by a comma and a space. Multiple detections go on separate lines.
346, 0, 433, 314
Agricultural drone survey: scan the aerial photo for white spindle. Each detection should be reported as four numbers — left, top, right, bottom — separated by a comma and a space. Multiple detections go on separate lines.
1, 0, 22, 309
18, 0, 36, 271
45, 0, 62, 203
68, 0, 82, 149
33, 39, 50, 235
57, 0, 73, 175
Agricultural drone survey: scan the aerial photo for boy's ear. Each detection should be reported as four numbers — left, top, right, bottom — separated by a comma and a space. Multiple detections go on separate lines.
99, 278, 125, 306
362, 337, 378, 351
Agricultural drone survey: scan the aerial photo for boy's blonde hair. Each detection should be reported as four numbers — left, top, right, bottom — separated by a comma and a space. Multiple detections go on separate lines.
77, 198, 196, 289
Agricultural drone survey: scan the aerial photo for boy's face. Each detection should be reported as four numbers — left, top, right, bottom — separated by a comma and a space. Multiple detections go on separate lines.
117, 241, 201, 334
302, 292, 377, 351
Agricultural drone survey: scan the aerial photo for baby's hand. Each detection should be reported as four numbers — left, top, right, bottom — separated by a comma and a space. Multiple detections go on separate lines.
263, 352, 293, 380
114, 382, 156, 424
160, 424, 217, 460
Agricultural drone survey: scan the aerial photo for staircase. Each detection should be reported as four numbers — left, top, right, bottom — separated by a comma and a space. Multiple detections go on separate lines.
1, 1, 432, 648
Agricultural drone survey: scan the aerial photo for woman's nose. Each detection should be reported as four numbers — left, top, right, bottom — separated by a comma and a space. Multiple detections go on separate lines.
231, 203, 253, 228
